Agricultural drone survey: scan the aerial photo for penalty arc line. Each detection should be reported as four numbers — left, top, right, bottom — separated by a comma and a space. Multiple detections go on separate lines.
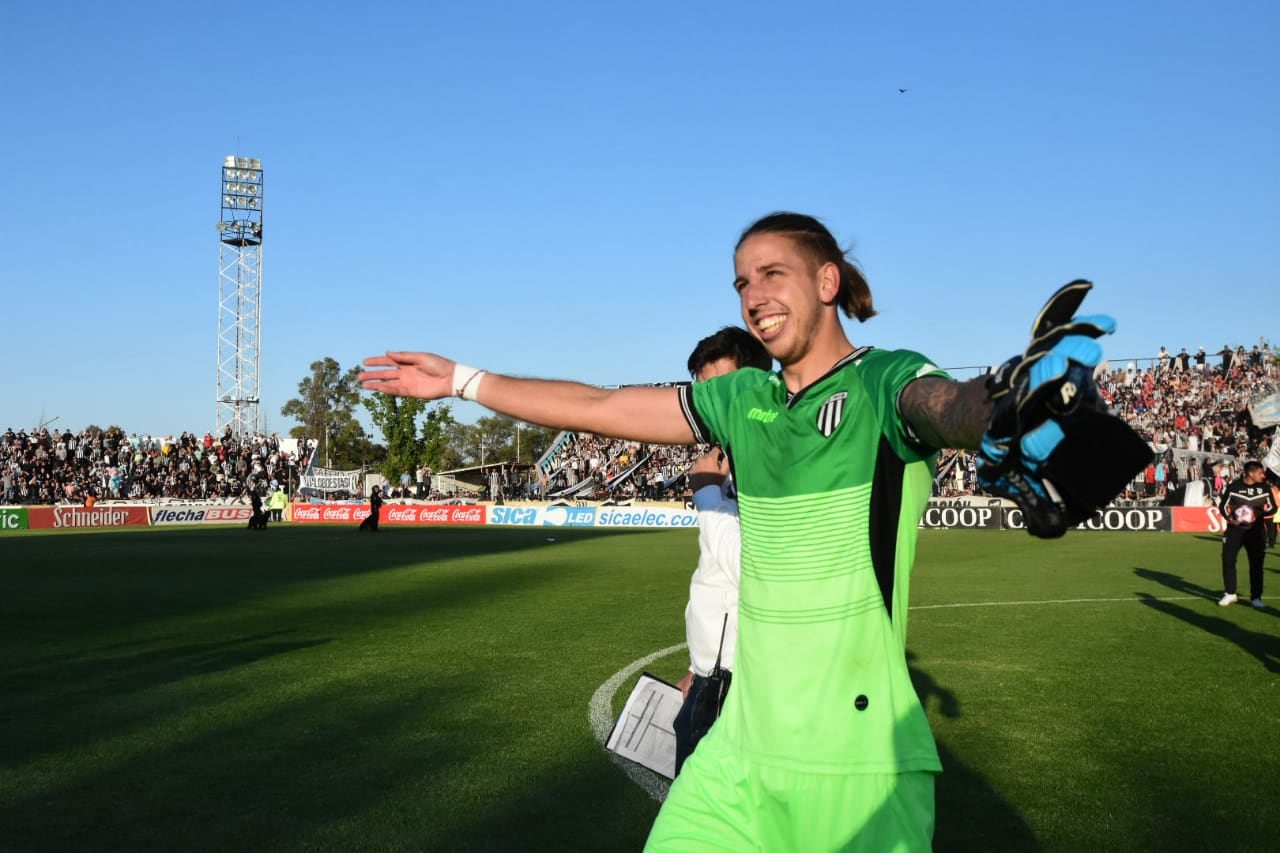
587, 594, 1206, 802
588, 642, 686, 802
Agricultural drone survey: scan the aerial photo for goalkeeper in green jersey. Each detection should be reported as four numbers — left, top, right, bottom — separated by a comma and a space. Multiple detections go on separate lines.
361, 212, 1146, 851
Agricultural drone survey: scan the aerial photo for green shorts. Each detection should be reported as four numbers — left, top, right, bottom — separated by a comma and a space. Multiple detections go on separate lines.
645, 738, 935, 852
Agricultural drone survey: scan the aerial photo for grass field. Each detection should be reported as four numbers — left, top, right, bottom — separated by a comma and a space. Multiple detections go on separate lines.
1, 524, 1277, 852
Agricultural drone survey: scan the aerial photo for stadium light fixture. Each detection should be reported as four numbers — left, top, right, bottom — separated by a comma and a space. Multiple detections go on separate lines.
216, 154, 264, 439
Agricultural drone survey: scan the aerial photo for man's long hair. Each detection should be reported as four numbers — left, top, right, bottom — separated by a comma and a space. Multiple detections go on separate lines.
737, 212, 876, 321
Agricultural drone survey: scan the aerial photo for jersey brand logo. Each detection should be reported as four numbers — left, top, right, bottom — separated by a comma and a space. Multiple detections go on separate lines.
748, 407, 779, 424
817, 392, 846, 437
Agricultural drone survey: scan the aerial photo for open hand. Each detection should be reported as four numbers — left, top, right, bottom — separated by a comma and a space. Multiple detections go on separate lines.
359, 352, 455, 400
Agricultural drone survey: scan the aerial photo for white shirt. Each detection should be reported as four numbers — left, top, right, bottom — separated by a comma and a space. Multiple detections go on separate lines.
685, 482, 741, 676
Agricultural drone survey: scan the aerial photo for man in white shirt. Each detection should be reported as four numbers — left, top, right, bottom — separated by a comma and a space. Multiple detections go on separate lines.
672, 326, 772, 775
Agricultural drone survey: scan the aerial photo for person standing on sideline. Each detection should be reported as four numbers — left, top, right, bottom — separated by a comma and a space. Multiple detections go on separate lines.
267, 485, 287, 522
1217, 461, 1275, 608
359, 485, 383, 532
1262, 477, 1278, 549
248, 485, 268, 530
360, 212, 1135, 851
672, 326, 773, 776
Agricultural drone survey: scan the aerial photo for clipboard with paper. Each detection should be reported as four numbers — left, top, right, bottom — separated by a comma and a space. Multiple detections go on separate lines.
605, 672, 682, 779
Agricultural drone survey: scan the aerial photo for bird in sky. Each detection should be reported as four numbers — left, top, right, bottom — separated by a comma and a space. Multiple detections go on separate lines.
899, 88, 909, 94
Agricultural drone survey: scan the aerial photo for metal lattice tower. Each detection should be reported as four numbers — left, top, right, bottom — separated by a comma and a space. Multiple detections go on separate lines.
215, 155, 264, 437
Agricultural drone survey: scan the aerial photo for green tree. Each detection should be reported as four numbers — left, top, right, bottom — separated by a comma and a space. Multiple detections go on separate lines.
454, 416, 559, 466
441, 420, 475, 469
364, 394, 423, 482
281, 357, 372, 468
471, 415, 516, 465
363, 395, 463, 480
518, 424, 559, 464
421, 404, 459, 470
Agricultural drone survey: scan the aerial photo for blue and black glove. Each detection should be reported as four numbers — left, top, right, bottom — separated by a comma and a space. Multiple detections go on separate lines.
977, 280, 1152, 538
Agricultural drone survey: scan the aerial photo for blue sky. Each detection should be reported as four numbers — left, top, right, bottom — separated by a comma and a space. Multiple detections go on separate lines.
3, 1, 1276, 437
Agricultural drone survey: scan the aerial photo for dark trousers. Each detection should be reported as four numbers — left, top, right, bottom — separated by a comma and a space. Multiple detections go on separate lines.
1222, 525, 1265, 599
358, 512, 379, 532
672, 671, 732, 777
1265, 518, 1276, 548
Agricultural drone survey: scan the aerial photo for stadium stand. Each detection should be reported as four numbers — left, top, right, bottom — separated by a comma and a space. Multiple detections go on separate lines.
0, 427, 298, 505
3, 345, 1273, 508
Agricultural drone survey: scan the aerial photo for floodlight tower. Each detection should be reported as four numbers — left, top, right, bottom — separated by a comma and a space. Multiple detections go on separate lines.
215, 155, 264, 437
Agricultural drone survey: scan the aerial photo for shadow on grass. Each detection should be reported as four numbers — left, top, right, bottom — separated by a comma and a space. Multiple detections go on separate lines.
1135, 569, 1279, 672
0, 631, 333, 767
912, 655, 1040, 852
426, 750, 658, 852
0, 672, 501, 853
0, 525, 669, 638
1133, 567, 1218, 601
0, 531, 636, 771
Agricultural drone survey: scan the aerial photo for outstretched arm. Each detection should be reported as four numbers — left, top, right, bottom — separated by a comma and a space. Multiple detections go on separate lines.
359, 351, 697, 445
899, 376, 993, 451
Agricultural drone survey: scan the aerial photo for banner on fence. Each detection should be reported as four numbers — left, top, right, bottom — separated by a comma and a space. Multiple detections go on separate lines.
299, 468, 361, 493
26, 505, 151, 530
917, 500, 1173, 532
151, 507, 255, 526
0, 507, 29, 531
288, 503, 487, 525
1170, 506, 1227, 533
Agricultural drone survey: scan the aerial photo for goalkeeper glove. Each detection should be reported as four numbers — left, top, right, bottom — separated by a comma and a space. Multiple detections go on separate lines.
977, 280, 1152, 538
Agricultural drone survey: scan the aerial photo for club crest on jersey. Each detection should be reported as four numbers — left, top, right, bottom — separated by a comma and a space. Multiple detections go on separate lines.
817, 392, 847, 437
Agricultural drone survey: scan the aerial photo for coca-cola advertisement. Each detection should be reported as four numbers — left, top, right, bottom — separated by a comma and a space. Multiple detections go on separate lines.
288, 504, 370, 524
27, 505, 151, 530
449, 506, 486, 525
380, 505, 487, 525
289, 505, 323, 522
288, 503, 484, 525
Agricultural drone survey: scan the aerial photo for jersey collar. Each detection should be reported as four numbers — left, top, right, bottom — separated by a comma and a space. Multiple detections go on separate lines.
785, 346, 875, 408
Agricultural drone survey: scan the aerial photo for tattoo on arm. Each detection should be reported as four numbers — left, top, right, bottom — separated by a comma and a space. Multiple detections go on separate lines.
899, 377, 993, 450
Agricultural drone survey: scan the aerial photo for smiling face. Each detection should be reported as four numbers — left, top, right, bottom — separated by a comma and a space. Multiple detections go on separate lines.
733, 232, 841, 370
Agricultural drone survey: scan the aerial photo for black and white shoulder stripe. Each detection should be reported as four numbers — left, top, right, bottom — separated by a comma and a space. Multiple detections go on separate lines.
678, 384, 713, 444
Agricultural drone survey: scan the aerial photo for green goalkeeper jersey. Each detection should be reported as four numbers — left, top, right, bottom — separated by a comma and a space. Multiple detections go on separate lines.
679, 347, 947, 773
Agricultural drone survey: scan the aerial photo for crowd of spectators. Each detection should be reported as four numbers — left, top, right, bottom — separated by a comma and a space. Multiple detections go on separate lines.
933, 344, 1277, 502
535, 432, 703, 502
7, 344, 1273, 508
1, 426, 302, 505
528, 345, 1277, 506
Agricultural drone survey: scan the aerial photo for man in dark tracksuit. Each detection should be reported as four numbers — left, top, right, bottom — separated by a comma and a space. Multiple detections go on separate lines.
358, 485, 383, 532
248, 486, 268, 530
1217, 461, 1276, 609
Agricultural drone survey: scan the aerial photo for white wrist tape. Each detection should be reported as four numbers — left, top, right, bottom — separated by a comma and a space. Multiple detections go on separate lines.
452, 363, 487, 401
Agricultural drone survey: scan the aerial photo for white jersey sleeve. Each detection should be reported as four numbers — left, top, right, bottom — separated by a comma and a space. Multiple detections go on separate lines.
685, 482, 741, 675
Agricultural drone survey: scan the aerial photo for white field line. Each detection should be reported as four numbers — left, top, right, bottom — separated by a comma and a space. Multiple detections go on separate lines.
587, 642, 686, 802
588, 594, 1207, 801
910, 595, 1205, 610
